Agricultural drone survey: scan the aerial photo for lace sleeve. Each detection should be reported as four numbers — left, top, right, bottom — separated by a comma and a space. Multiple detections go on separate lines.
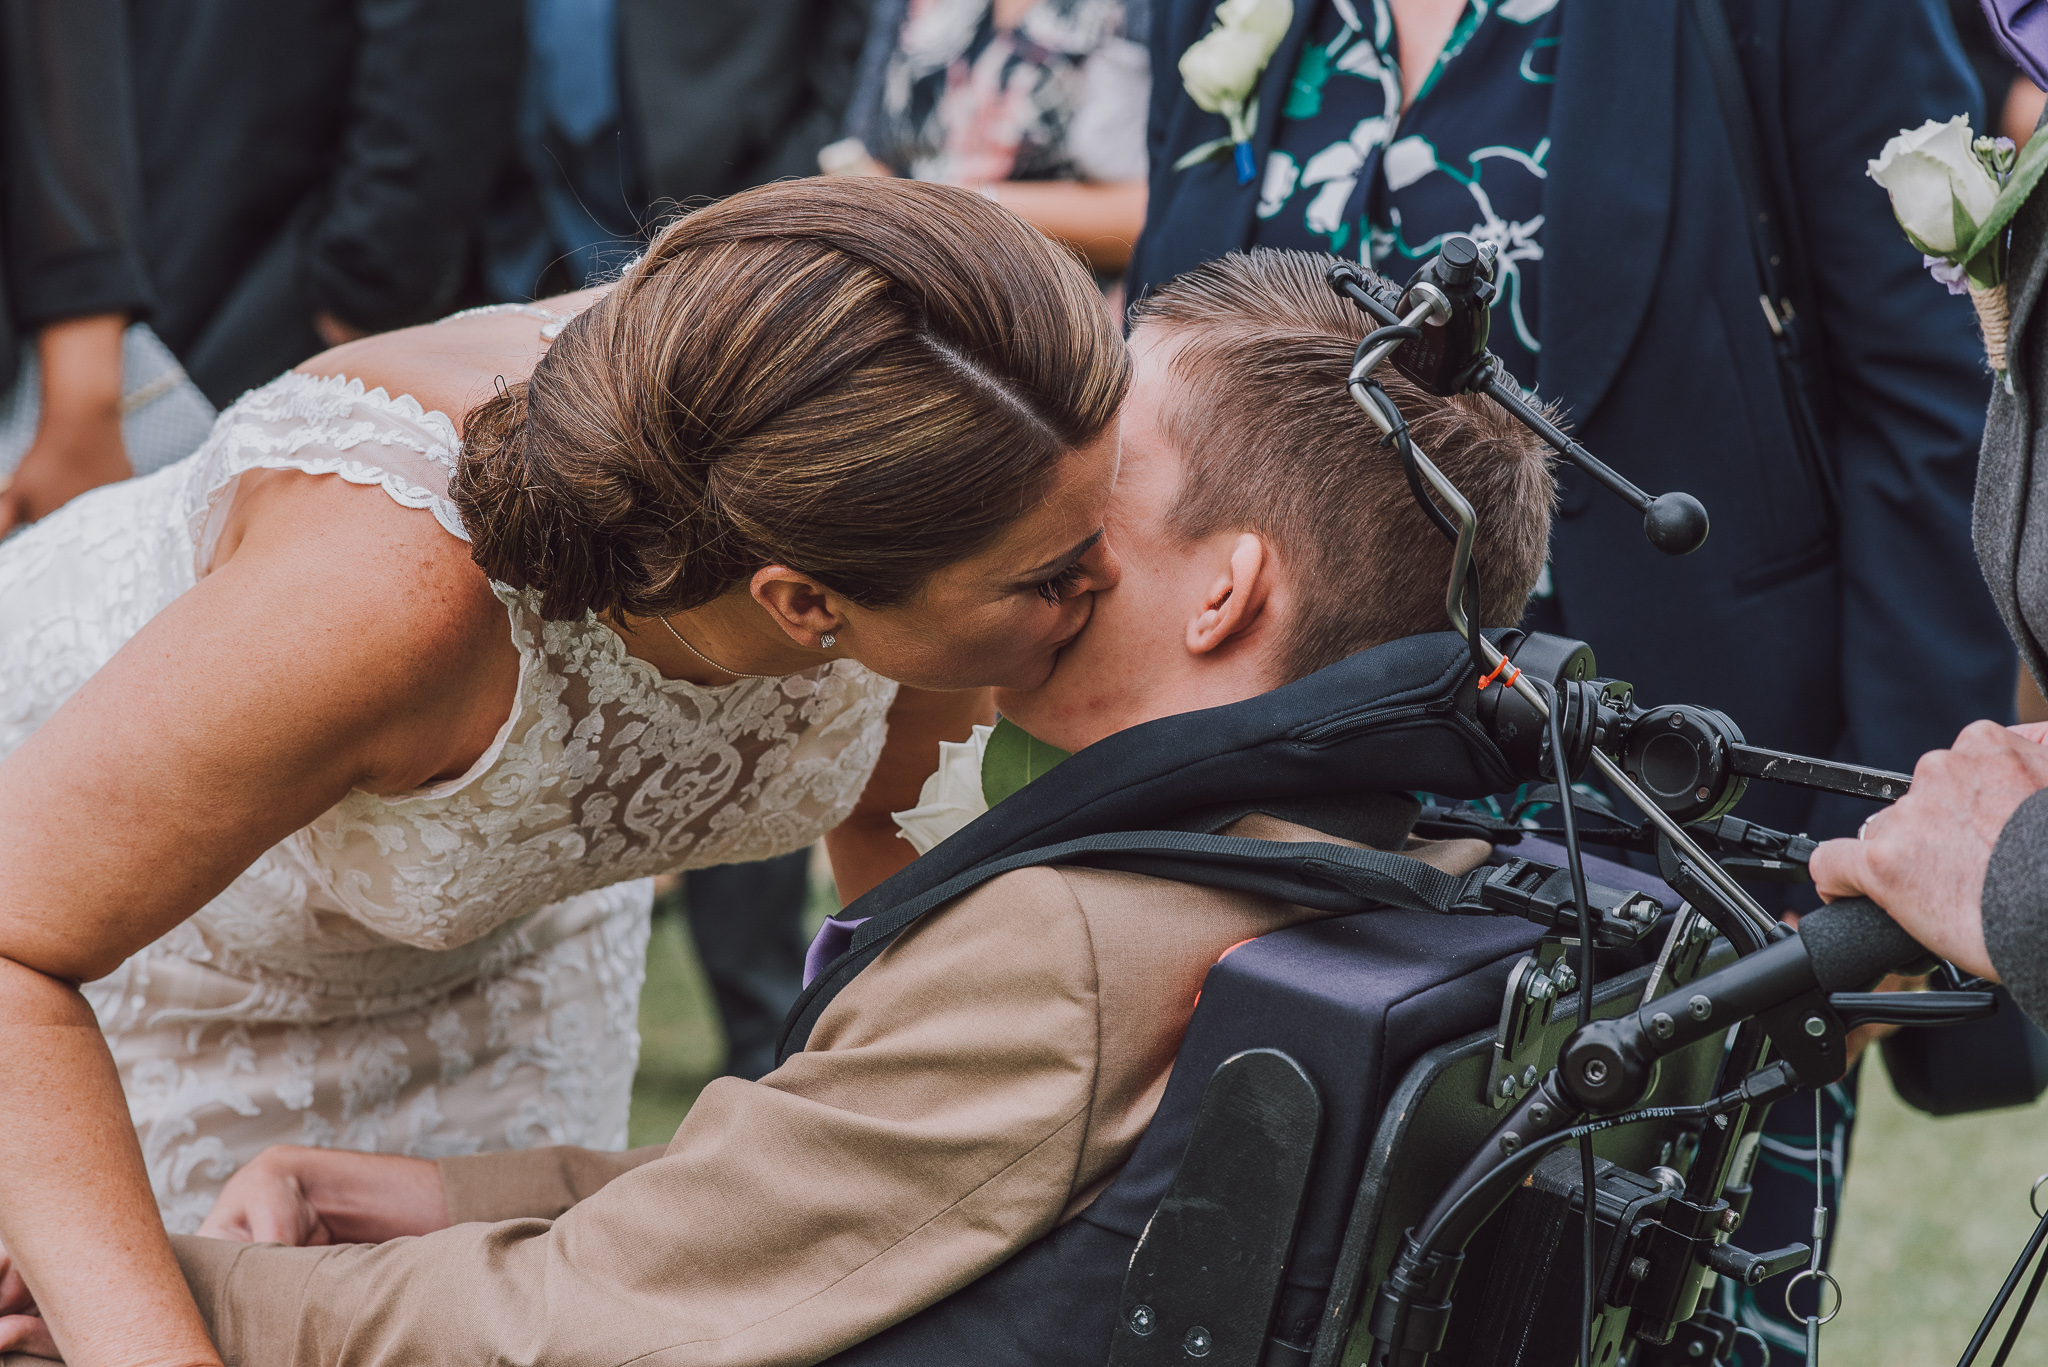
184, 373, 468, 577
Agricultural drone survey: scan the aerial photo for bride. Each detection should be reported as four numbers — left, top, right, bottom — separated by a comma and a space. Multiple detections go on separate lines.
0, 177, 1126, 1364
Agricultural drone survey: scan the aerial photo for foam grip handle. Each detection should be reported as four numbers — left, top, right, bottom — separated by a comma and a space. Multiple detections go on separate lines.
1798, 897, 1933, 991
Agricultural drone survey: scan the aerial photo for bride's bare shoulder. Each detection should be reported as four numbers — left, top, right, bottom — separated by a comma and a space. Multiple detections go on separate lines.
294, 289, 612, 433
203, 465, 523, 788
217, 467, 506, 643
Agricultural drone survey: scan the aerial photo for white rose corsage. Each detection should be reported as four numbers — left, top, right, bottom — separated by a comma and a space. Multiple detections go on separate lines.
891, 719, 1071, 855
1869, 114, 2048, 390
1172, 0, 1294, 185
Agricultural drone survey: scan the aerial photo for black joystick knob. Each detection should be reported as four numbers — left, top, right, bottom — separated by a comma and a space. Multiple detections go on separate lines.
1643, 491, 1709, 556
1438, 234, 1480, 286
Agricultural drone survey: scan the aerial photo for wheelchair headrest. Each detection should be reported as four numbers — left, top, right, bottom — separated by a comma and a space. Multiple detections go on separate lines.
871, 629, 1517, 909
779, 632, 1520, 1060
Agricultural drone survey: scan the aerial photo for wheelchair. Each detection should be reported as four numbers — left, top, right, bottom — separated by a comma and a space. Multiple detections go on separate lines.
801, 241, 2011, 1367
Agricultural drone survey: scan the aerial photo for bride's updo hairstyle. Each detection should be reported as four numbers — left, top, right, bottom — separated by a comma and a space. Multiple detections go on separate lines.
454, 178, 1130, 621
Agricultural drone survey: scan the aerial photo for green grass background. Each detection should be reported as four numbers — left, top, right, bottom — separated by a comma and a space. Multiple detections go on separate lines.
629, 906, 2048, 1362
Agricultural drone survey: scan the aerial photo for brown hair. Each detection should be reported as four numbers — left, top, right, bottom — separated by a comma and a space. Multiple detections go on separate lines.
453, 178, 1129, 620
1130, 248, 1556, 682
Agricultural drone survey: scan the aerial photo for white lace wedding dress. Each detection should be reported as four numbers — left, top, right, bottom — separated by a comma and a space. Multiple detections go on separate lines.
0, 371, 898, 1233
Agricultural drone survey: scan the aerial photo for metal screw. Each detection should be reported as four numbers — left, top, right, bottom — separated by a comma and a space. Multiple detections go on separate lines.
1687, 1339, 1708, 1358
1881, 783, 1894, 797
1688, 994, 1712, 1022
1523, 1065, 1539, 1087
1670, 715, 1684, 728
1650, 1011, 1676, 1040
1719, 1208, 1742, 1232
1627, 1256, 1652, 1282
1582, 1058, 1610, 1085
1499, 1076, 1517, 1098
1500, 1131, 1523, 1154
1183, 1326, 1212, 1358
1696, 786, 1711, 801
1128, 1306, 1155, 1337
1803, 1015, 1827, 1037
1530, 1102, 1551, 1125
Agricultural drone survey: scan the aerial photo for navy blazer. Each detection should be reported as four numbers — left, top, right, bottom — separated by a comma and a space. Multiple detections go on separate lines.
1130, 0, 2015, 840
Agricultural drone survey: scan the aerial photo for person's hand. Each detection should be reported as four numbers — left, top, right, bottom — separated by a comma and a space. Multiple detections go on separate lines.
0, 1239, 56, 1359
197, 1146, 449, 1246
0, 408, 132, 535
198, 1147, 340, 1246
1808, 719, 2048, 978
0, 311, 135, 535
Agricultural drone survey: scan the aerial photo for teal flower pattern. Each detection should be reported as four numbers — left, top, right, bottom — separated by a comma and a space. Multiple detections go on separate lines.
1249, 0, 1561, 385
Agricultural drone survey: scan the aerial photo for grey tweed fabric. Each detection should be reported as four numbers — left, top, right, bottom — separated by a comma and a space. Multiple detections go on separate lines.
1975, 152, 2048, 684
1978, 111, 2048, 1025
1986, 789, 2048, 1025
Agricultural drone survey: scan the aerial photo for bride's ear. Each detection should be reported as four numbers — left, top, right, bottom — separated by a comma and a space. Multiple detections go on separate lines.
1187, 533, 1274, 657
750, 566, 846, 648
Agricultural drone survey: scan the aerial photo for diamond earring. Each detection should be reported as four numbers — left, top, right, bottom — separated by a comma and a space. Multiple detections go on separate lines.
820, 634, 837, 648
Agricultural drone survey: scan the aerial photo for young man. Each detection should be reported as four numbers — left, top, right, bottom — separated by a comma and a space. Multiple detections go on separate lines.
0, 250, 1554, 1366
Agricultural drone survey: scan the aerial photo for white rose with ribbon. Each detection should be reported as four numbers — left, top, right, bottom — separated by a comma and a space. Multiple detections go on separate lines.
1172, 0, 1294, 185
1869, 115, 2048, 387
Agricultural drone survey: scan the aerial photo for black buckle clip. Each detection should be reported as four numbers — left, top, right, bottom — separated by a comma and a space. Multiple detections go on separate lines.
1479, 859, 1664, 948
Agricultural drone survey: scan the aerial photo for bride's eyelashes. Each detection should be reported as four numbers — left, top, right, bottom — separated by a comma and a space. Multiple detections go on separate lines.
1034, 562, 1088, 607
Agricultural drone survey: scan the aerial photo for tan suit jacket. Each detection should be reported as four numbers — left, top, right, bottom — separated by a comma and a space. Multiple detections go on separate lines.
163, 818, 1488, 1367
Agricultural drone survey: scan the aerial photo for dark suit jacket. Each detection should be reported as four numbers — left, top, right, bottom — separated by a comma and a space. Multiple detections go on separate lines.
0, 0, 154, 393
1131, 0, 2014, 841
127, 0, 520, 407
617, 0, 873, 206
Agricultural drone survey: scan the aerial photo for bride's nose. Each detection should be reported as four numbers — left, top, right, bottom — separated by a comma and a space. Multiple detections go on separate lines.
1082, 536, 1123, 594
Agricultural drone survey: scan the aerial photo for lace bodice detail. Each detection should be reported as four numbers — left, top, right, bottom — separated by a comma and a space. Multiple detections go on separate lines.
0, 368, 887, 1224
154, 373, 897, 998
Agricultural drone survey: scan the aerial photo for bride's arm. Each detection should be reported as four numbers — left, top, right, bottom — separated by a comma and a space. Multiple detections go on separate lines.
0, 475, 517, 1366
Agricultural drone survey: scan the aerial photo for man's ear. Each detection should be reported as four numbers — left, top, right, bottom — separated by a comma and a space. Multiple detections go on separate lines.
749, 566, 846, 647
1187, 533, 1273, 657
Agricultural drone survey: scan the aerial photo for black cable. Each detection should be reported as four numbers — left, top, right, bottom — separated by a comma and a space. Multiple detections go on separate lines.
1546, 683, 1600, 1367
1961, 1202, 2048, 1367
1351, 325, 1424, 371
1989, 1239, 2048, 1367
1358, 375, 1488, 683
1414, 1100, 1724, 1261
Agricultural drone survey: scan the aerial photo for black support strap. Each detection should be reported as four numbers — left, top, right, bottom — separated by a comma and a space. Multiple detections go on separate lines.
776, 832, 1499, 1062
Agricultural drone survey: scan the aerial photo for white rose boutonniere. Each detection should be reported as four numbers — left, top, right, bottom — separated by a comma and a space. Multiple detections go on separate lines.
891, 724, 993, 857
890, 719, 1072, 855
1869, 114, 2048, 389
1172, 0, 1294, 185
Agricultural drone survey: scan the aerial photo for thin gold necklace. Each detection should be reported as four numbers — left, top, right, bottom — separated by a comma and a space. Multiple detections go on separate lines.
659, 614, 774, 680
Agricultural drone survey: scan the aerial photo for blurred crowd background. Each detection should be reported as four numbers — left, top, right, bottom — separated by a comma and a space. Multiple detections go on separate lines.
8, 0, 2048, 1361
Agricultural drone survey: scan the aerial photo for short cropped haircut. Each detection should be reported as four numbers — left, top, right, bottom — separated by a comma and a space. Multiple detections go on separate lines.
1130, 249, 1557, 682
